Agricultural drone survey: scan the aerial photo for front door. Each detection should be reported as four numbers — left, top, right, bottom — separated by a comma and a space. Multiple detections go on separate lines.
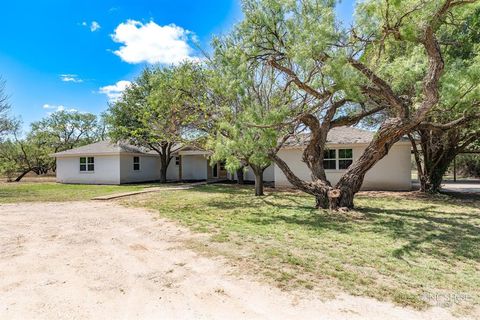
218, 161, 227, 179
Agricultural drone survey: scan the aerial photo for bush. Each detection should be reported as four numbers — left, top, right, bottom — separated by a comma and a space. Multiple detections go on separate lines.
453, 154, 480, 178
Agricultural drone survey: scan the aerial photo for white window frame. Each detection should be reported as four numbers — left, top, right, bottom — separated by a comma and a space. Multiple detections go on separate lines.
338, 149, 353, 170
133, 156, 140, 171
323, 149, 337, 170
80, 157, 94, 173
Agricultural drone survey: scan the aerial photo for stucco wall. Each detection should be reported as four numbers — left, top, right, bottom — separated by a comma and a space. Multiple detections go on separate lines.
119, 155, 161, 183
181, 155, 208, 180
274, 143, 411, 191
237, 165, 275, 182
56, 155, 121, 184
166, 157, 180, 181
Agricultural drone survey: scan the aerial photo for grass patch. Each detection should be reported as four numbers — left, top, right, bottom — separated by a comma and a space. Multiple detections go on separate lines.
125, 184, 480, 313
0, 182, 160, 202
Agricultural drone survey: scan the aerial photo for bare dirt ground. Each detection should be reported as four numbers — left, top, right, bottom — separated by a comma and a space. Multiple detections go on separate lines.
0, 201, 466, 320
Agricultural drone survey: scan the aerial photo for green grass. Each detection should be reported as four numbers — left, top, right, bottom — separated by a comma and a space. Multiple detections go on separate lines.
125, 185, 480, 313
0, 182, 159, 202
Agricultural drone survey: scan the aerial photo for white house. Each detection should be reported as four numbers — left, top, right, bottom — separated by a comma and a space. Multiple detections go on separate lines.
53, 127, 412, 190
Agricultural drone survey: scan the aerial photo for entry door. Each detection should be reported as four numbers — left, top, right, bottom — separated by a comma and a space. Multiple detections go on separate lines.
218, 161, 227, 179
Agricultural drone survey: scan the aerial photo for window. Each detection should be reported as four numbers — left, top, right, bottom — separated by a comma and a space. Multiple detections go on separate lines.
219, 161, 226, 171
175, 156, 180, 166
80, 157, 94, 172
133, 156, 140, 171
323, 149, 336, 170
338, 149, 353, 169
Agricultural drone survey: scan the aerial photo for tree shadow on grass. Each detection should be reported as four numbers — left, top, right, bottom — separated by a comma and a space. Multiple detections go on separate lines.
360, 205, 480, 261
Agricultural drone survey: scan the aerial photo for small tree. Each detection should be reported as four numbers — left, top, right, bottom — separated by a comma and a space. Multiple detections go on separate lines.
206, 35, 299, 196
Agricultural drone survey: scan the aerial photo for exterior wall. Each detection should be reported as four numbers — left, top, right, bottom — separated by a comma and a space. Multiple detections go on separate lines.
235, 165, 275, 182
56, 155, 121, 184
181, 155, 208, 180
274, 143, 412, 191
119, 155, 161, 183
166, 157, 180, 181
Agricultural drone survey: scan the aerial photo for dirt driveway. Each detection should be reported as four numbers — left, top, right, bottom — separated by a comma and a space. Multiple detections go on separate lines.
0, 202, 461, 320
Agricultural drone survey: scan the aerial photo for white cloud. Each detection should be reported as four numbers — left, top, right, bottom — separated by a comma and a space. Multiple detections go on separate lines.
111, 20, 199, 64
42, 104, 78, 113
59, 74, 83, 83
99, 80, 132, 101
81, 21, 101, 32
90, 21, 101, 32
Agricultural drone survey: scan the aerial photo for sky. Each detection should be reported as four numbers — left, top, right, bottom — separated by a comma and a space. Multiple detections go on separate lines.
1, 0, 355, 131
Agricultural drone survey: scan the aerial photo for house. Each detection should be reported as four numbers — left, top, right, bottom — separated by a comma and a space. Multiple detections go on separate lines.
53, 127, 412, 190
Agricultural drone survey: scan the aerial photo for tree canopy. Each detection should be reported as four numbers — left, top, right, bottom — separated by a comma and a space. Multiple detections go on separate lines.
106, 62, 209, 182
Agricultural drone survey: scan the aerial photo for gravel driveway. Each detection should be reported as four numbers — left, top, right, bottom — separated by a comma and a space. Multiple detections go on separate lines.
0, 202, 460, 320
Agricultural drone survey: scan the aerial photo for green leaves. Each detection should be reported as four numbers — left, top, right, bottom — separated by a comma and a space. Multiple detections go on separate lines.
106, 63, 209, 151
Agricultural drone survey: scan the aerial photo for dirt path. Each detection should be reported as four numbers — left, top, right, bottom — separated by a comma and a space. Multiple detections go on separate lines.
0, 202, 462, 320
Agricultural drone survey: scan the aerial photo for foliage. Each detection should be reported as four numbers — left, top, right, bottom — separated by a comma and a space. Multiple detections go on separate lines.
0, 110, 101, 180
0, 77, 16, 141
106, 62, 209, 181
454, 154, 480, 178
0, 137, 52, 180
107, 63, 208, 149
210, 0, 480, 208
29, 110, 100, 152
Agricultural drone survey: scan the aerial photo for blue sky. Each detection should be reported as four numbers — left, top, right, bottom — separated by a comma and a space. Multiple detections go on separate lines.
1, 0, 355, 131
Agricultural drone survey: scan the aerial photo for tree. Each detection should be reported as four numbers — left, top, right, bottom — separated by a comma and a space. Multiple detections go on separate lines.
206, 32, 304, 196
225, 0, 478, 210
28, 110, 100, 172
408, 5, 480, 192
106, 63, 208, 183
0, 128, 51, 181
0, 77, 16, 141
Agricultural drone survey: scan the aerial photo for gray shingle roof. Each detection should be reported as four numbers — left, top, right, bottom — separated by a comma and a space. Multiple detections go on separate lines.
53, 140, 156, 157
283, 127, 377, 148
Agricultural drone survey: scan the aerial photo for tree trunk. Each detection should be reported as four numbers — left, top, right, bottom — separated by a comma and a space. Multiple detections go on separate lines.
14, 170, 31, 182
158, 143, 173, 184
251, 165, 265, 196
331, 119, 415, 209
236, 167, 245, 184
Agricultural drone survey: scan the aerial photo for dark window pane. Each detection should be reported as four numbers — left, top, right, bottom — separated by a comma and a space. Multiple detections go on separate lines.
175, 157, 180, 165
324, 149, 336, 159
323, 160, 336, 170
87, 164, 95, 171
133, 156, 139, 163
133, 163, 140, 171
80, 157, 86, 164
339, 149, 352, 159
80, 164, 86, 171
88, 157, 94, 163
339, 159, 353, 169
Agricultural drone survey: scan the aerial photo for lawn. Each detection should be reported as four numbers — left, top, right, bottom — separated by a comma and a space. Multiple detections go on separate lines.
0, 182, 159, 203
124, 184, 480, 314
